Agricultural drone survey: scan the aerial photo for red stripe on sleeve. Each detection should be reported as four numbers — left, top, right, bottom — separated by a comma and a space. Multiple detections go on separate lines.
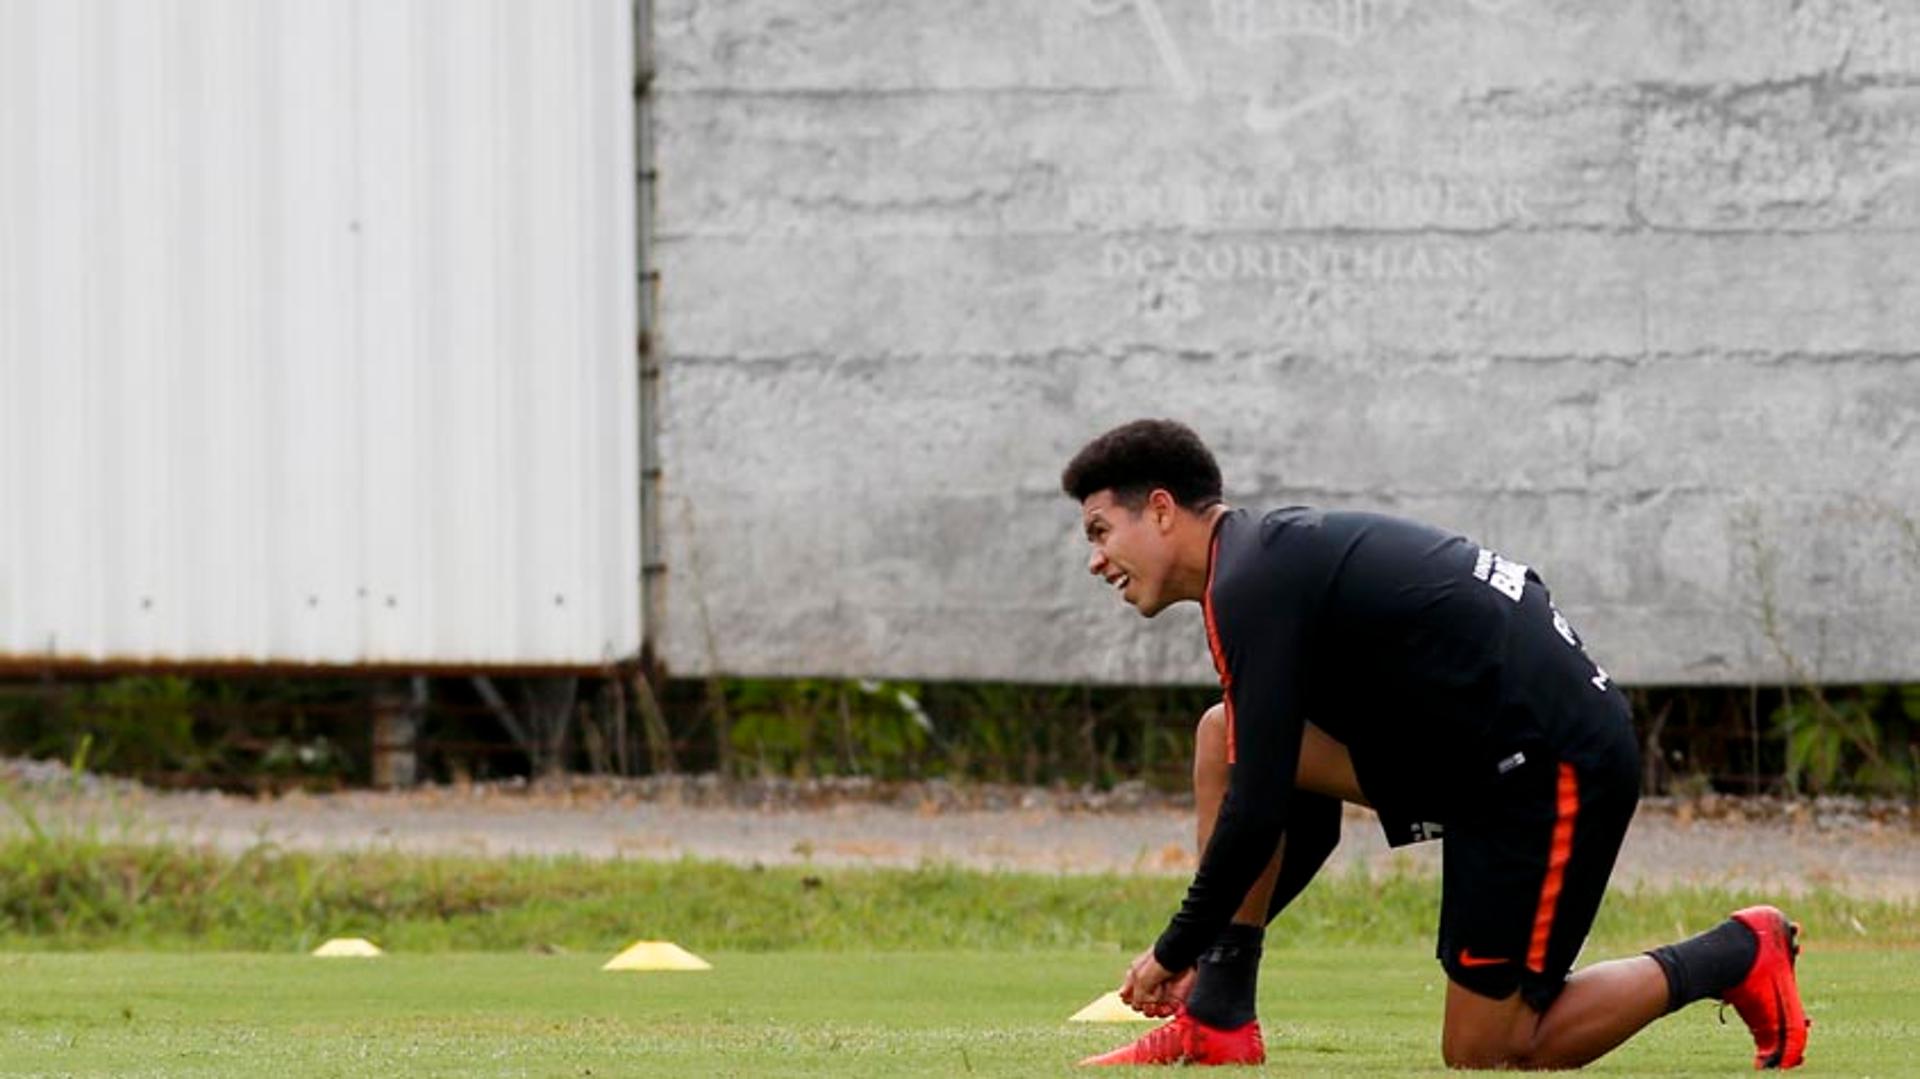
1200, 528, 1234, 763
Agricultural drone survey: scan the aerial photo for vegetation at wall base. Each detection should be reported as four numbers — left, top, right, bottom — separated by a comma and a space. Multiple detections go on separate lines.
3, 675, 1917, 796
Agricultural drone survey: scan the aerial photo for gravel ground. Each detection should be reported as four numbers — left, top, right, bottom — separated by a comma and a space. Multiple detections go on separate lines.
5, 763, 1916, 898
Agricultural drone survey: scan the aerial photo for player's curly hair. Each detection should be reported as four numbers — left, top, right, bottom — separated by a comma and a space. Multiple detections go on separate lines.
1060, 419, 1224, 512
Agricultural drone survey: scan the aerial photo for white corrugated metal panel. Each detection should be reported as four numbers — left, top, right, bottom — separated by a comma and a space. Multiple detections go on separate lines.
0, 0, 640, 669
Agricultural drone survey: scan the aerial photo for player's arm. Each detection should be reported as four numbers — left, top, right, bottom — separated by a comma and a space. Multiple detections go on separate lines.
1263, 789, 1340, 924
1150, 580, 1307, 975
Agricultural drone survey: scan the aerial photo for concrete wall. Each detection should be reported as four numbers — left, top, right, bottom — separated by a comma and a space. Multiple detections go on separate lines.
651, 0, 1920, 686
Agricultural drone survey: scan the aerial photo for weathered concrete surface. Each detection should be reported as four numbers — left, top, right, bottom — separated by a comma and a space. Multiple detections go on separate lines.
652, 0, 1920, 684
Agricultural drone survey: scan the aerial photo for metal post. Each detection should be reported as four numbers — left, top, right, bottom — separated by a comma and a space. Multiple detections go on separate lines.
370, 679, 418, 789
633, 0, 665, 665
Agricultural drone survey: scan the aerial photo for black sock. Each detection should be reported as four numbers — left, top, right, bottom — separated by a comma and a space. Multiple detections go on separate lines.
1646, 918, 1759, 1012
1185, 923, 1264, 1029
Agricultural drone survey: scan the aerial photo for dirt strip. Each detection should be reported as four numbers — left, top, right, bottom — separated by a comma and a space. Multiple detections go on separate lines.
7, 768, 1915, 900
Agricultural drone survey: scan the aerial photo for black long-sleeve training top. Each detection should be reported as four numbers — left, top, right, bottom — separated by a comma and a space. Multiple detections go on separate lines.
1151, 506, 1623, 974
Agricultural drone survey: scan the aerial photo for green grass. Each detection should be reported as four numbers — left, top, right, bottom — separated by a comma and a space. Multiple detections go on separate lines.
0, 948, 1910, 1077
3, 828, 1915, 1074
4, 835, 1916, 954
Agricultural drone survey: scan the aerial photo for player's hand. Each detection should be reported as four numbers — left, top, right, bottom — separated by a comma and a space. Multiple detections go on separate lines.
1118, 948, 1193, 1017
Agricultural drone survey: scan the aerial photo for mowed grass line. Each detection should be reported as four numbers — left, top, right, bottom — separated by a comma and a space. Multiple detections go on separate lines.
0, 949, 1912, 1078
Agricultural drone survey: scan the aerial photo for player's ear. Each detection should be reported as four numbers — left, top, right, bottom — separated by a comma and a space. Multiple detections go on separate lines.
1148, 488, 1177, 531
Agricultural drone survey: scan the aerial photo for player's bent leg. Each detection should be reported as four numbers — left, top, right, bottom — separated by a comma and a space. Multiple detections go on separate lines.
1442, 910, 1809, 1073
1662, 906, 1809, 1069
1196, 703, 1369, 813
1081, 744, 1265, 1067
1719, 906, 1809, 1069
1085, 707, 1374, 1066
1436, 724, 1652, 1070
1440, 979, 1536, 1069
1297, 720, 1370, 807
1084, 704, 1354, 1066
1441, 958, 1670, 1070
1194, 704, 1283, 926
1194, 707, 1366, 932
1262, 789, 1340, 925
1437, 904, 1810, 1071
1193, 707, 1361, 933
1156, 704, 1275, 1063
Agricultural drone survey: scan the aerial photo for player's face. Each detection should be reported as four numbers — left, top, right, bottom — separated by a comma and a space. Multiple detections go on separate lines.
1080, 489, 1177, 617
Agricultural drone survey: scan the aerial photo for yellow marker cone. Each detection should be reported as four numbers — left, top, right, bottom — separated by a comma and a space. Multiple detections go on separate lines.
601, 941, 712, 972
1068, 990, 1154, 1023
312, 937, 383, 958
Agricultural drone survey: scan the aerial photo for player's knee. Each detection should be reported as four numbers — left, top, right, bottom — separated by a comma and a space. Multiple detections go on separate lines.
1190, 702, 1221, 760
1446, 1051, 1555, 1071
1182, 706, 1228, 791
1196, 703, 1227, 751
1441, 1026, 1546, 1071
1440, 999, 1542, 1071
1441, 1038, 1523, 1071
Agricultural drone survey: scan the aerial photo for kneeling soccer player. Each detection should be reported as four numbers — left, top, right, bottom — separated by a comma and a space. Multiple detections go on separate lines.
1062, 419, 1809, 1070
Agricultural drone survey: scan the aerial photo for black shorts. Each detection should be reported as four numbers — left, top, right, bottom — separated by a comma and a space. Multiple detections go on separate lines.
1436, 716, 1639, 1012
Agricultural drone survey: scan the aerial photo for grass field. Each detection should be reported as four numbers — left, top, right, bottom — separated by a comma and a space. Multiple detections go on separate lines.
2, 946, 1913, 1077
3, 827, 1916, 1076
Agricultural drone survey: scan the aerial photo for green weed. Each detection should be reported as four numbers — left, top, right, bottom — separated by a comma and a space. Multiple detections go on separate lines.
0, 834, 1911, 956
